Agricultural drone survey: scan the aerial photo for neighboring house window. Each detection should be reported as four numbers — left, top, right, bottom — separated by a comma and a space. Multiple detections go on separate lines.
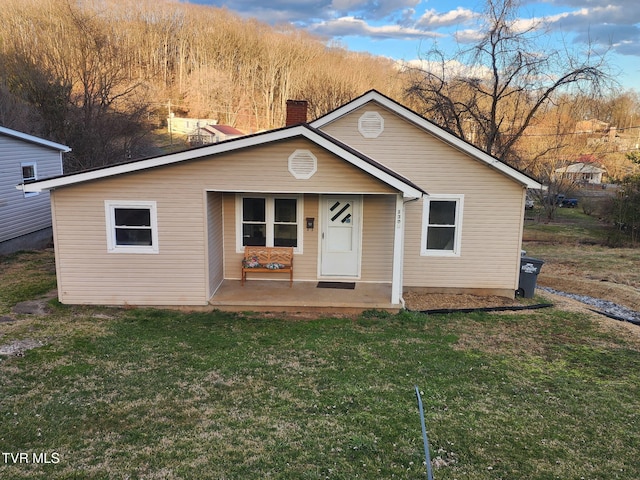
21, 162, 38, 197
105, 201, 158, 254
421, 195, 464, 256
237, 195, 303, 252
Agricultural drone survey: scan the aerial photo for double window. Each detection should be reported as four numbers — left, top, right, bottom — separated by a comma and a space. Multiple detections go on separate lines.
238, 195, 302, 251
105, 201, 158, 254
421, 195, 463, 256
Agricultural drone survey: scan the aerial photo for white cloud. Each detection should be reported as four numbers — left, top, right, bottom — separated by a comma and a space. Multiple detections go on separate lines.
416, 7, 477, 29
309, 16, 441, 40
453, 29, 485, 44
400, 58, 491, 80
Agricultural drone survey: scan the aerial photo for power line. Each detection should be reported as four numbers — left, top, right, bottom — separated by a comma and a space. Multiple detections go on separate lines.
501, 124, 640, 139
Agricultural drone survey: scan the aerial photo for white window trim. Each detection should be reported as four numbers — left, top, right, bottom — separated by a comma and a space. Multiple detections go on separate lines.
21, 162, 38, 197
420, 194, 464, 257
235, 194, 304, 253
105, 200, 159, 254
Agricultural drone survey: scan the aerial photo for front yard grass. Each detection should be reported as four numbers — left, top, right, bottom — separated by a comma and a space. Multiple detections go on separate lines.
1, 251, 640, 479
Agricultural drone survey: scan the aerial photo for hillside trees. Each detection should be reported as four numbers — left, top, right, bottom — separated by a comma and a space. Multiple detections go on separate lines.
607, 174, 640, 243
1, 0, 153, 170
1, 0, 406, 170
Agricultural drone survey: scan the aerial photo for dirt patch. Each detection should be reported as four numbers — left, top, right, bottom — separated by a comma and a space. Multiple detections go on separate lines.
403, 292, 525, 311
12, 299, 51, 316
404, 289, 640, 346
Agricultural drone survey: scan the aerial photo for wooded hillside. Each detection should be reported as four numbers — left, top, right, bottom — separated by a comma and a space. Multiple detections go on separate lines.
1, 0, 639, 185
0, 0, 406, 170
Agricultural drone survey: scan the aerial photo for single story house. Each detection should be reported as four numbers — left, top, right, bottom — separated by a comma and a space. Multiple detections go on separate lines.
0, 126, 70, 255
554, 162, 607, 185
21, 90, 541, 309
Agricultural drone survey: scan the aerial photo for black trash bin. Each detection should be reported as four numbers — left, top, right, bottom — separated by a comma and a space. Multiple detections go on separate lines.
518, 256, 544, 298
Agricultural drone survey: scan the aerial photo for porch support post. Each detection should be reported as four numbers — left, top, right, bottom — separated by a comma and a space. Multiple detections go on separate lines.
391, 193, 405, 305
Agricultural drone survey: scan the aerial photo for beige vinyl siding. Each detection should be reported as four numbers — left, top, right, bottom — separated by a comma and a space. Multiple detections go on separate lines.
51, 136, 398, 304
207, 192, 224, 297
186, 138, 396, 194
298, 195, 320, 279
360, 195, 395, 282
321, 103, 526, 292
52, 173, 208, 306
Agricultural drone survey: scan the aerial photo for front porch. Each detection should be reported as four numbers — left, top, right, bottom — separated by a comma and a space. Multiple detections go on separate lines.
209, 280, 400, 314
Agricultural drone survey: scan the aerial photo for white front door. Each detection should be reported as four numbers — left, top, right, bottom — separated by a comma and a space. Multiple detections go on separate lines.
320, 196, 361, 277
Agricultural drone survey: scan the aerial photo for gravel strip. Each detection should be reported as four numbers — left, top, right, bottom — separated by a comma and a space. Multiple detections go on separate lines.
539, 286, 640, 325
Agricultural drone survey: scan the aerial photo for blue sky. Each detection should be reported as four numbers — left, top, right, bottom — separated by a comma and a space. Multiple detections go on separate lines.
186, 0, 640, 92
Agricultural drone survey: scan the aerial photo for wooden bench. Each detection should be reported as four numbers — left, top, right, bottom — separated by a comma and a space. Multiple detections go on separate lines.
241, 246, 294, 287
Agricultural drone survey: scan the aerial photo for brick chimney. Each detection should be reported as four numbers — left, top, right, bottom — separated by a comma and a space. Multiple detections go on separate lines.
286, 100, 308, 126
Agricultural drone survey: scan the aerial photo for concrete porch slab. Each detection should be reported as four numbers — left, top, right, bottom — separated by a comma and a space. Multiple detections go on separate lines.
210, 280, 399, 314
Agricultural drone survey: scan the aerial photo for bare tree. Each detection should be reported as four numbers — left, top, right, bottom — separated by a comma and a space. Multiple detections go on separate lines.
2, 0, 153, 170
404, 0, 613, 167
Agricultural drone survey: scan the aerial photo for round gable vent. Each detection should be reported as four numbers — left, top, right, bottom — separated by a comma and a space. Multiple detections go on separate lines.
358, 111, 384, 138
288, 149, 317, 179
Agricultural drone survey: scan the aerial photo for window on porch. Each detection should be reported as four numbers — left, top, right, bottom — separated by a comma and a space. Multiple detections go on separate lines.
238, 195, 303, 251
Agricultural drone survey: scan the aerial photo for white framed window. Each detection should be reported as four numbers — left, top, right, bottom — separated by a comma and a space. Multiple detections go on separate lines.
21, 162, 38, 197
421, 195, 464, 256
105, 200, 159, 254
236, 194, 303, 253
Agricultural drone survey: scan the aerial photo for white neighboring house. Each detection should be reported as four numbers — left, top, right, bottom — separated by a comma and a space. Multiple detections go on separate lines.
167, 117, 217, 136
554, 162, 607, 185
0, 126, 70, 255
187, 124, 245, 145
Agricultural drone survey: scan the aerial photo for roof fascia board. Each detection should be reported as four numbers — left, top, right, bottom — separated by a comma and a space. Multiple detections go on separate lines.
21, 125, 423, 198
311, 91, 542, 190
21, 129, 303, 192
0, 125, 71, 152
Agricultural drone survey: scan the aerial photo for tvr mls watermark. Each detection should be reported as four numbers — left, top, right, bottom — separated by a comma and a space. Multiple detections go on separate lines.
2, 452, 60, 464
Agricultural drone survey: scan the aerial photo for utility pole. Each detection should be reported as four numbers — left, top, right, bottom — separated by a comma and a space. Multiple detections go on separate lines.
167, 100, 173, 146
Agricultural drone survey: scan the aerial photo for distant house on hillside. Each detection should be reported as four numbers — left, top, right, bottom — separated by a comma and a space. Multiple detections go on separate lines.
188, 124, 244, 145
0, 126, 70, 255
167, 116, 217, 136
554, 162, 607, 184
575, 119, 609, 134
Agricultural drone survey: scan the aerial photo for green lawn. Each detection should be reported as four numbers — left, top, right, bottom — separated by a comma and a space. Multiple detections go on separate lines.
1, 251, 640, 479
524, 206, 617, 245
